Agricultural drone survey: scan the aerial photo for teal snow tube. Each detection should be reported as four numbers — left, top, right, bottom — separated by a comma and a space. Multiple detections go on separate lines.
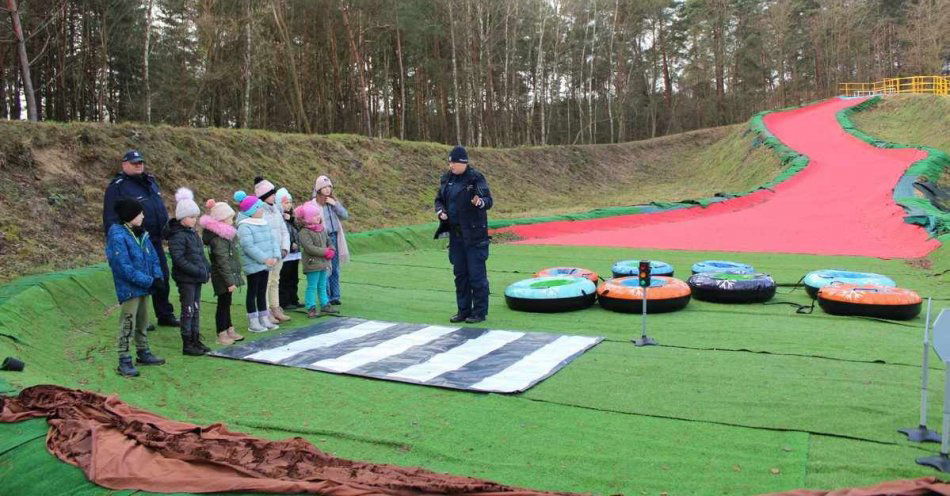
803, 270, 896, 298
505, 276, 597, 313
612, 260, 674, 278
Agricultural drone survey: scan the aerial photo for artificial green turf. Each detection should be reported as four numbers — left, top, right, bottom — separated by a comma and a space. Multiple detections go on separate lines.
0, 243, 947, 495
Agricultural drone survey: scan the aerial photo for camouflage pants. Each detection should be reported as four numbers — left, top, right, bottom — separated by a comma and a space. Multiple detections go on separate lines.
118, 295, 150, 358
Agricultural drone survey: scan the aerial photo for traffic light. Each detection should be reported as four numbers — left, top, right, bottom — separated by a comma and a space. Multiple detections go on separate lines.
638, 260, 651, 287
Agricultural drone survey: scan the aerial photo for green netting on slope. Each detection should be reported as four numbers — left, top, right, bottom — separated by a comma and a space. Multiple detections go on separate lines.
0, 244, 943, 494
836, 96, 950, 236
899, 198, 950, 235
0, 263, 109, 306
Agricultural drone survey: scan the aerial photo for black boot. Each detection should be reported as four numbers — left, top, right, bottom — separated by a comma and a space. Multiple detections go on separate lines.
181, 332, 205, 356
136, 349, 166, 366
194, 331, 212, 354
117, 356, 139, 377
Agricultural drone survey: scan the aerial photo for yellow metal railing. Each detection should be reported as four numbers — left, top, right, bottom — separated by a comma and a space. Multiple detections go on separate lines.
840, 75, 950, 96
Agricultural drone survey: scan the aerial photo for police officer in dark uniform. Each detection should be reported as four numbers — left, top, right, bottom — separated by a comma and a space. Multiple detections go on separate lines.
103, 150, 179, 327
434, 146, 493, 324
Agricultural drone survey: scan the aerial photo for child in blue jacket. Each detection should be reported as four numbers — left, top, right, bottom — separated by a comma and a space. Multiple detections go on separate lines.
234, 191, 282, 333
105, 198, 166, 377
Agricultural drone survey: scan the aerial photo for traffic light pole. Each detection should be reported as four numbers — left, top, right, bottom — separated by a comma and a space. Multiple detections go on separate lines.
634, 260, 657, 347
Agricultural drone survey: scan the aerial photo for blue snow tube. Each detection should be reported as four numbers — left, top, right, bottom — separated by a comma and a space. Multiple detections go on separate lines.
691, 260, 755, 275
612, 260, 674, 278
505, 276, 597, 313
803, 270, 896, 298
687, 271, 776, 303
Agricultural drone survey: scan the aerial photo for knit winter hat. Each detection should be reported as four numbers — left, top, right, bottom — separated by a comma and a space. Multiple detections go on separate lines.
275, 187, 293, 208
449, 145, 469, 163
174, 187, 201, 220
204, 199, 235, 222
294, 201, 322, 226
312, 175, 332, 197
114, 198, 144, 223
253, 176, 276, 201
233, 190, 264, 217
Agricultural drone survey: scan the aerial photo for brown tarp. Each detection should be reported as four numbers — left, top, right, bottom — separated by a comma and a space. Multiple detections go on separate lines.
0, 385, 576, 495
762, 477, 950, 496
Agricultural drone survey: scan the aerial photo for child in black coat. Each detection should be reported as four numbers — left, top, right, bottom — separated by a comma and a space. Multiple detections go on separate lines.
166, 188, 212, 356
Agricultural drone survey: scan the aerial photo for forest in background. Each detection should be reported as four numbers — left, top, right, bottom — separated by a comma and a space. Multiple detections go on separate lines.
3, 0, 948, 146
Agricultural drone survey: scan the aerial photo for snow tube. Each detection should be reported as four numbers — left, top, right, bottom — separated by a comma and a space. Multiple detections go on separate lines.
687, 271, 776, 303
611, 260, 674, 278
505, 276, 597, 312
534, 267, 599, 283
596, 276, 691, 313
691, 260, 755, 275
817, 284, 922, 320
803, 270, 896, 298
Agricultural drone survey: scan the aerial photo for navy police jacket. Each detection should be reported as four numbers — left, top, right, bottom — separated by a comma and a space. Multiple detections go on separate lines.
433, 166, 493, 246
102, 173, 170, 242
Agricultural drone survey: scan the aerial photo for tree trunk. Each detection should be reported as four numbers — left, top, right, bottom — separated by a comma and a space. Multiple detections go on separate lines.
394, 2, 406, 140
502, 2, 512, 146
97, 6, 109, 122
344, 6, 370, 136
143, 0, 153, 123
448, 1, 461, 144
712, 0, 726, 124
606, 0, 618, 143
587, 2, 596, 143
8, 0, 38, 121
242, 0, 252, 128
659, 12, 672, 114
533, 0, 546, 145
463, 0, 474, 146
272, 0, 311, 133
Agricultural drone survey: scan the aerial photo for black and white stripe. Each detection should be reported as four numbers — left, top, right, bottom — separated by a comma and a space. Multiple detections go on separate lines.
210, 318, 602, 393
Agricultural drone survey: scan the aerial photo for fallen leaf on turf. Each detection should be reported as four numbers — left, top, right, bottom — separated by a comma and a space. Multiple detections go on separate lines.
770, 468, 781, 475
732, 464, 742, 472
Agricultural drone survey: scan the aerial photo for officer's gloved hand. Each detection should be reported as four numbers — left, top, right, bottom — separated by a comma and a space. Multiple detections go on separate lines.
149, 277, 166, 295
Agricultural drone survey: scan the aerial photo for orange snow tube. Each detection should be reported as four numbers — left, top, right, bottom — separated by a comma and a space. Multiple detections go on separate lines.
534, 267, 600, 283
596, 276, 691, 313
817, 284, 922, 320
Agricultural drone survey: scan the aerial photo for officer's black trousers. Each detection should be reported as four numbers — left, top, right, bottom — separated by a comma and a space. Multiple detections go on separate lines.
448, 232, 489, 319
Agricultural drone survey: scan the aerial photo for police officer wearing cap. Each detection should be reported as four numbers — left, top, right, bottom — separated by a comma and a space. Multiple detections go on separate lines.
434, 145, 493, 324
103, 150, 179, 327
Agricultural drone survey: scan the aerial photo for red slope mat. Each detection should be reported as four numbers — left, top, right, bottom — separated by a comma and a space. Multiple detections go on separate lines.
504, 98, 940, 258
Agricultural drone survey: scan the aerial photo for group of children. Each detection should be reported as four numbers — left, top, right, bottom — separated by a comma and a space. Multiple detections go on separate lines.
104, 175, 350, 377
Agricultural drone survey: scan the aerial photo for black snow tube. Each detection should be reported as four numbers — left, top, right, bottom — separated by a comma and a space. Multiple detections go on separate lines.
687, 272, 777, 303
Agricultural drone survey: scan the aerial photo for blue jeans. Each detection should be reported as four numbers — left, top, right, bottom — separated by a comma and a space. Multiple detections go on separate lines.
305, 270, 329, 310
328, 232, 342, 301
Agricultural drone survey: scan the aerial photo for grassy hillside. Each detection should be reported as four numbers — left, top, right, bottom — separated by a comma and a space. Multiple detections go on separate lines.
851, 94, 950, 188
0, 120, 782, 282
